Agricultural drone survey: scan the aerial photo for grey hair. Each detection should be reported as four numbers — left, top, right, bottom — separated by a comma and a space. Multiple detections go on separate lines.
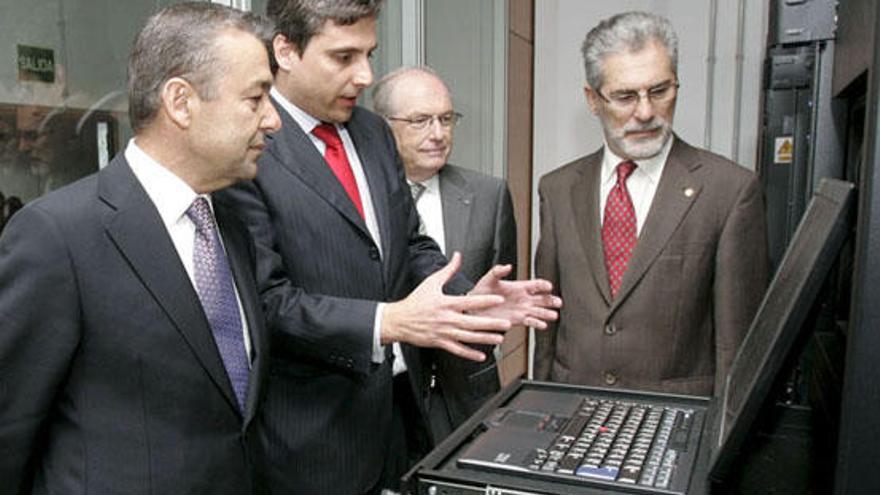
371, 65, 450, 117
128, 2, 273, 133
267, 0, 383, 62
581, 11, 679, 90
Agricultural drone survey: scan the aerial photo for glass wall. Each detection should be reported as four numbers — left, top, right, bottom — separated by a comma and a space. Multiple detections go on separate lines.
0, 0, 506, 234
0, 0, 191, 233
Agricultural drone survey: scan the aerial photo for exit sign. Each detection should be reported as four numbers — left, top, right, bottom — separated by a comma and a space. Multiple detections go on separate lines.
18, 45, 55, 83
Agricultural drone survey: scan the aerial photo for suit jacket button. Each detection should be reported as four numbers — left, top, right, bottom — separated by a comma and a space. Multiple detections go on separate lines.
603, 371, 618, 386
369, 247, 380, 260
604, 324, 617, 335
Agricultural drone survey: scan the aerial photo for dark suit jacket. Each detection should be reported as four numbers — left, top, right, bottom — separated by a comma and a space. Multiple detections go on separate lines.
420, 164, 515, 441
0, 156, 269, 495
534, 137, 769, 396
217, 102, 470, 495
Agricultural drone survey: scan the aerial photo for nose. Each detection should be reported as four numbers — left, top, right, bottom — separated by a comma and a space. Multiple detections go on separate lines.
427, 118, 445, 139
633, 95, 655, 122
352, 56, 374, 88
261, 100, 282, 133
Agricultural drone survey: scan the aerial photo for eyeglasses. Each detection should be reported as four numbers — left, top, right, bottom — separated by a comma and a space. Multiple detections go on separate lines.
596, 81, 679, 112
387, 112, 463, 131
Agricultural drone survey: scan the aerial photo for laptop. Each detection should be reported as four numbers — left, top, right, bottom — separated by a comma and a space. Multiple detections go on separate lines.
448, 178, 855, 494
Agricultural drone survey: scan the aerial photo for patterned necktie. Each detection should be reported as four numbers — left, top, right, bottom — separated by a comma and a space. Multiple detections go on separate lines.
187, 197, 249, 411
312, 123, 365, 218
409, 181, 428, 236
602, 160, 638, 298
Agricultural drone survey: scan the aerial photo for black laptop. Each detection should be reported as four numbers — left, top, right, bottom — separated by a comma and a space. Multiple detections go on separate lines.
412, 178, 854, 494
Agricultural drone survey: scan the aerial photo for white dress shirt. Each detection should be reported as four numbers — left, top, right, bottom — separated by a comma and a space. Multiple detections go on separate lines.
599, 137, 674, 235
270, 88, 393, 368
125, 139, 252, 361
408, 174, 446, 254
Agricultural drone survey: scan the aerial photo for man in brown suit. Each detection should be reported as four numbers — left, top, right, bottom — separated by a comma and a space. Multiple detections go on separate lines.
534, 11, 769, 396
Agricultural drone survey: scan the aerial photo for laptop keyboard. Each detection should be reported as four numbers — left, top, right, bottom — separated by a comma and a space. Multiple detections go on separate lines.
522, 398, 695, 489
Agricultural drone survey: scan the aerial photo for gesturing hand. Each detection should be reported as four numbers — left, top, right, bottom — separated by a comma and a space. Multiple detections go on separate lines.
381, 252, 512, 362
469, 262, 562, 329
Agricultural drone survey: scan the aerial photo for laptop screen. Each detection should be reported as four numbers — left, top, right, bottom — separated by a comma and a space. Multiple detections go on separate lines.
710, 178, 855, 480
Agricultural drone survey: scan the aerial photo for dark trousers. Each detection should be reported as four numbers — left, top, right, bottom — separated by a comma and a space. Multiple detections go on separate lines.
376, 372, 432, 492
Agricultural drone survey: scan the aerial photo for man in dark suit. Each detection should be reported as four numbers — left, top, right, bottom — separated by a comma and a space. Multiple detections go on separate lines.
534, 11, 769, 397
0, 4, 281, 494
371, 66, 516, 443
216, 1, 560, 494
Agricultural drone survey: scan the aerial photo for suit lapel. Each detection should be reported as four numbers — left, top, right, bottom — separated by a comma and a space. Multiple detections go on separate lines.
613, 138, 702, 306
266, 97, 372, 239
99, 157, 241, 416
439, 165, 473, 255
346, 110, 393, 259
572, 151, 613, 305
214, 202, 265, 427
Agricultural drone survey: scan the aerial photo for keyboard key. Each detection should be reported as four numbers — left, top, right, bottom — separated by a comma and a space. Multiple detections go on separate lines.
556, 453, 583, 474
576, 465, 619, 481
617, 464, 641, 484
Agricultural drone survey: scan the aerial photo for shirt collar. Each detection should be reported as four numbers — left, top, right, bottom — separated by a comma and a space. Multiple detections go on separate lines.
408, 174, 441, 195
125, 139, 208, 229
601, 135, 673, 186
271, 86, 339, 135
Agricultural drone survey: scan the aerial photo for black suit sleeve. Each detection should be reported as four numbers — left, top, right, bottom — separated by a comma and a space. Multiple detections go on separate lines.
494, 180, 517, 273
0, 206, 81, 493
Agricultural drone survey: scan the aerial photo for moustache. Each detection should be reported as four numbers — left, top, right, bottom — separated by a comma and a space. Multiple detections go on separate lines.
623, 120, 666, 134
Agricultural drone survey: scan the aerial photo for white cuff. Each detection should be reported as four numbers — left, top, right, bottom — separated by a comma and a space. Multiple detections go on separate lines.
371, 302, 386, 364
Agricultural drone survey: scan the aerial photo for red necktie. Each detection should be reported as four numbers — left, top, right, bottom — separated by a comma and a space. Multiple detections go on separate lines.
602, 160, 637, 298
312, 123, 364, 218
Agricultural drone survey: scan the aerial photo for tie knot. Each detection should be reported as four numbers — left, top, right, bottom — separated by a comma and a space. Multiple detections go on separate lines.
186, 197, 215, 232
616, 160, 636, 184
312, 123, 342, 149
410, 181, 426, 202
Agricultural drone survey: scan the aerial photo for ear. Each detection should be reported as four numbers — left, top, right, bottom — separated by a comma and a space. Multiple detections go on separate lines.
160, 77, 196, 129
584, 84, 600, 116
273, 34, 302, 72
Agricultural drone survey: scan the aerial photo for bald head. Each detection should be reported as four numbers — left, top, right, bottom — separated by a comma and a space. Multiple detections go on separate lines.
373, 67, 457, 182
373, 66, 451, 117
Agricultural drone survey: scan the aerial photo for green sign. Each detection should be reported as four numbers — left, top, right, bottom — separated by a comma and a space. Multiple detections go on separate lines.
18, 45, 55, 83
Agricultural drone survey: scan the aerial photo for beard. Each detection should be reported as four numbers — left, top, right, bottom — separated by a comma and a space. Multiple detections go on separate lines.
603, 116, 673, 160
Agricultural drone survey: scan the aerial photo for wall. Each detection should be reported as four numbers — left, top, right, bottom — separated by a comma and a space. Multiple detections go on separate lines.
0, 0, 179, 112
424, 0, 506, 178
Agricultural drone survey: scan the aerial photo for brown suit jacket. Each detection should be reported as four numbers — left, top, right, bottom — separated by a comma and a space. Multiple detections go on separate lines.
534, 137, 769, 396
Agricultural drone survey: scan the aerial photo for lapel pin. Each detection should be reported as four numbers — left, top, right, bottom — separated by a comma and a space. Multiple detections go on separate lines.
684, 187, 695, 198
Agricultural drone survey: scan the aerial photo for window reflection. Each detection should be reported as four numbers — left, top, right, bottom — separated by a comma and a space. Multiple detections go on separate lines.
0, 103, 116, 233
1, 0, 140, 235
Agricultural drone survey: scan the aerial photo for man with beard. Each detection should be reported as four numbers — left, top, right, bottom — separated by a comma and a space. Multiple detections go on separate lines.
534, 11, 768, 397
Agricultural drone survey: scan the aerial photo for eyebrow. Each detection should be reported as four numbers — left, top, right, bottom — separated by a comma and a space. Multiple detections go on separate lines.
245, 77, 273, 92
608, 78, 676, 94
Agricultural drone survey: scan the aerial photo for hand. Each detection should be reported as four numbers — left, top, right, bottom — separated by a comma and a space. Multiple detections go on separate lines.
381, 252, 511, 362
469, 262, 562, 330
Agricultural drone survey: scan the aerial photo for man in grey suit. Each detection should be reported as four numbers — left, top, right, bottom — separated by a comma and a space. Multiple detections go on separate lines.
0, 4, 281, 494
216, 1, 560, 494
371, 65, 516, 455
534, 11, 768, 397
